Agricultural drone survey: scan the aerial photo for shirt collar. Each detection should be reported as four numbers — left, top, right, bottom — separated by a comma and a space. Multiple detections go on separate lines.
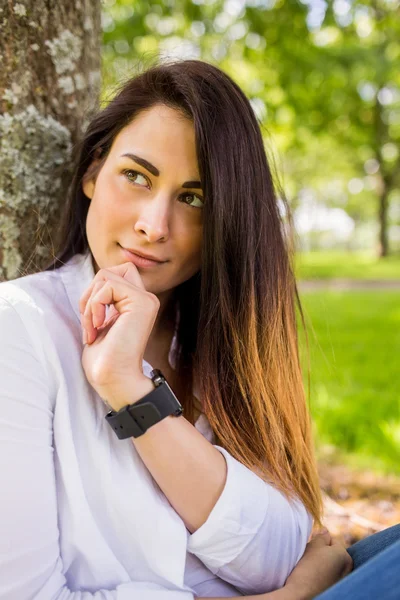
59, 250, 95, 325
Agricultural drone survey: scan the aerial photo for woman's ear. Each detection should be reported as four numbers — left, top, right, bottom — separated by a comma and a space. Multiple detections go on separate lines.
82, 158, 102, 199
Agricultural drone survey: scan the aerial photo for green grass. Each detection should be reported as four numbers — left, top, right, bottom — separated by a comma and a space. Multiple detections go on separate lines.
299, 290, 400, 474
296, 251, 400, 281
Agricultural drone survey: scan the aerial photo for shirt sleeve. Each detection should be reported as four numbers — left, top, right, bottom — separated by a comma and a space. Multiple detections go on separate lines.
0, 296, 193, 600
186, 445, 313, 595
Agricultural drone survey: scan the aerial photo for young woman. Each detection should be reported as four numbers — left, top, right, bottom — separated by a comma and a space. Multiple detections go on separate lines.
0, 59, 397, 600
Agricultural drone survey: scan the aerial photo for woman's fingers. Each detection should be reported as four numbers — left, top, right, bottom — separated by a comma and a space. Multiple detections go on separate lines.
310, 529, 353, 575
106, 262, 147, 290
81, 275, 158, 345
330, 539, 354, 574
79, 266, 143, 338
285, 530, 353, 599
79, 262, 146, 313
79, 263, 146, 317
311, 527, 329, 538
310, 529, 332, 546
81, 280, 107, 342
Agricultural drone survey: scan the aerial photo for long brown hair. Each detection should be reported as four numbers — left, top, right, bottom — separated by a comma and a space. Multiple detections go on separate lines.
44, 59, 322, 524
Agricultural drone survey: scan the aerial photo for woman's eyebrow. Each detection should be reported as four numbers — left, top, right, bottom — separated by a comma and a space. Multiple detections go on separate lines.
121, 153, 159, 176
121, 153, 202, 189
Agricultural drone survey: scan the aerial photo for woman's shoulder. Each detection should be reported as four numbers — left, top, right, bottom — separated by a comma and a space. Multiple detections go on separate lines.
0, 253, 92, 372
0, 266, 59, 312
0, 271, 61, 346
0, 252, 91, 322
0, 253, 91, 395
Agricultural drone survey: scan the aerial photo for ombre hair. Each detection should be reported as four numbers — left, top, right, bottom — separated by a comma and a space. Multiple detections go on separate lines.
45, 59, 322, 524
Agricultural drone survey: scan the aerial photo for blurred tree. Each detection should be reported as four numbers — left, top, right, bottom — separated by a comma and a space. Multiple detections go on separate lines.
101, 0, 400, 255
0, 0, 101, 280
295, 0, 400, 257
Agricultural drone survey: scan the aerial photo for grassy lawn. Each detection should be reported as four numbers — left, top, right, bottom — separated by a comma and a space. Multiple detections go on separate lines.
299, 290, 400, 474
295, 251, 400, 280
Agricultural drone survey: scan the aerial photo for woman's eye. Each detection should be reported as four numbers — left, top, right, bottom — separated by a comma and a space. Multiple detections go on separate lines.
123, 169, 148, 187
181, 193, 204, 209
122, 170, 203, 208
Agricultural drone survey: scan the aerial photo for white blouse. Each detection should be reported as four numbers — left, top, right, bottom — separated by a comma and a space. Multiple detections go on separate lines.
0, 251, 312, 600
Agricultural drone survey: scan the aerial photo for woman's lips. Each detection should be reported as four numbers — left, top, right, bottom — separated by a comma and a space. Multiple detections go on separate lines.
120, 246, 166, 268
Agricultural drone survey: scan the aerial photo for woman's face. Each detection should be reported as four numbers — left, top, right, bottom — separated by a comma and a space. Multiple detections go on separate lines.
83, 104, 203, 302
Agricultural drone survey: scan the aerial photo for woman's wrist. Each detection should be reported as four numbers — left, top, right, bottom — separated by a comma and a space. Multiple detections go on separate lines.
100, 373, 154, 412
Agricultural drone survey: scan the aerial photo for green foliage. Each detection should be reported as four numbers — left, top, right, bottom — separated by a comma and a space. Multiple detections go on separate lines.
300, 290, 400, 473
296, 250, 400, 279
101, 0, 400, 247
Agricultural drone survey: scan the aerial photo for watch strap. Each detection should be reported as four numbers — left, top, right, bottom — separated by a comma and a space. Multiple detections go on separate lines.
105, 376, 183, 439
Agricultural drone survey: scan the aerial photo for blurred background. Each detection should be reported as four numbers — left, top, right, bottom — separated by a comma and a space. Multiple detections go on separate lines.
99, 0, 400, 541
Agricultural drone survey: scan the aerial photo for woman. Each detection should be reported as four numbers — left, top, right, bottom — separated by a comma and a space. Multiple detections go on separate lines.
0, 59, 396, 599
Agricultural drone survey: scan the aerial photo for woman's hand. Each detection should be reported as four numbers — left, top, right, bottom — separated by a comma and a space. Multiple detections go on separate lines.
79, 262, 160, 410
195, 531, 352, 600
282, 529, 353, 600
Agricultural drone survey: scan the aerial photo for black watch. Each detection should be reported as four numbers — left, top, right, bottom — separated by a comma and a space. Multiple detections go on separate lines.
105, 369, 183, 439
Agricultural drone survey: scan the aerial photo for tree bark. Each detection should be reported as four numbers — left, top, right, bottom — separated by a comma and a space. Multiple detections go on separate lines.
0, 0, 101, 281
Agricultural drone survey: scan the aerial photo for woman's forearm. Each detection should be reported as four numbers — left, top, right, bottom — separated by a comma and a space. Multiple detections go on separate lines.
129, 375, 227, 534
127, 376, 308, 597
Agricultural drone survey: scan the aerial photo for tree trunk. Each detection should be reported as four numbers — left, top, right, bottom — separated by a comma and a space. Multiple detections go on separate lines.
0, 0, 101, 281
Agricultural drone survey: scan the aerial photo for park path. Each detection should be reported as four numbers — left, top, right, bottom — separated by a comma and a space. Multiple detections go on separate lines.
300, 279, 400, 291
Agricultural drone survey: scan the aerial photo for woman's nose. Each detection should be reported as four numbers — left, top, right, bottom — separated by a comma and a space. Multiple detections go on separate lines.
133, 195, 170, 242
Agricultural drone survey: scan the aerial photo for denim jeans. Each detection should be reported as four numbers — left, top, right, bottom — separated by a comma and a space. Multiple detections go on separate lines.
314, 524, 400, 600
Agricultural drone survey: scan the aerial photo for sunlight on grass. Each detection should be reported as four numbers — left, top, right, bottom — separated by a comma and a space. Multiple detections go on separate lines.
299, 290, 400, 474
